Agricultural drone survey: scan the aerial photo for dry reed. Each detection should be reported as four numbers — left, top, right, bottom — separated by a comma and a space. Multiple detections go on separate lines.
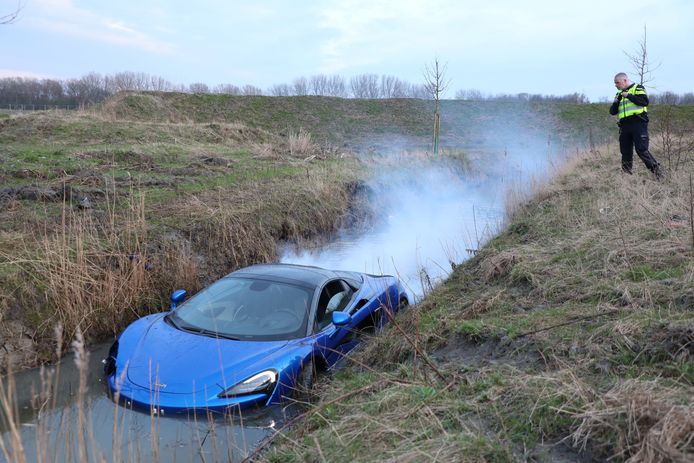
288, 129, 314, 157
571, 380, 694, 462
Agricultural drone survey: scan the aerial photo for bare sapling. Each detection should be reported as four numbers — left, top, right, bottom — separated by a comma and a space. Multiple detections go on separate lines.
624, 25, 659, 86
654, 95, 694, 171
423, 58, 450, 156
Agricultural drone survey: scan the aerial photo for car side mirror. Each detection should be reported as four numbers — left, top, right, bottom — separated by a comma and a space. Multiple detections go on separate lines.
331, 311, 352, 327
170, 289, 187, 309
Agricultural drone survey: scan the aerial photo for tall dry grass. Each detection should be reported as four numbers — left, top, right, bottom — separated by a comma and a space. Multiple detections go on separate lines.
571, 380, 694, 463
288, 128, 314, 157
257, 139, 694, 462
0, 328, 271, 463
11, 185, 200, 352
0, 363, 26, 463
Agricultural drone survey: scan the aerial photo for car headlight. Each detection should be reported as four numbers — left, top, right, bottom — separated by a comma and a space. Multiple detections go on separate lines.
218, 370, 278, 398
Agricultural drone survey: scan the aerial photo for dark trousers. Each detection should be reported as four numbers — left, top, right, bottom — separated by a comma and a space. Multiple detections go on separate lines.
619, 119, 660, 174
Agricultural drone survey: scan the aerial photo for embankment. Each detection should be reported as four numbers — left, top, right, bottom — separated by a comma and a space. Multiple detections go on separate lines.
259, 141, 694, 462
0, 104, 371, 371
1, 94, 692, 463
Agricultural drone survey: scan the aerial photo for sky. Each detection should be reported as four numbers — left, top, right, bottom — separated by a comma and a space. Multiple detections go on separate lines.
2, 0, 693, 101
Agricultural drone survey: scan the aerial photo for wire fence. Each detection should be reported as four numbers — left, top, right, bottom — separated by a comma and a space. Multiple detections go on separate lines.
0, 103, 79, 111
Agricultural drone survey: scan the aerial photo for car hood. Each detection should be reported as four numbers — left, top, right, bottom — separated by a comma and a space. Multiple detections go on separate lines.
125, 316, 289, 394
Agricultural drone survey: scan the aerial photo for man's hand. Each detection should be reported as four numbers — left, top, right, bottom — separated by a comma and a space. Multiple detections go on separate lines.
621, 91, 629, 99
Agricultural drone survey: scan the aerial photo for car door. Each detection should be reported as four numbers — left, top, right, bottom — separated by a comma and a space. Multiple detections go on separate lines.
312, 279, 358, 366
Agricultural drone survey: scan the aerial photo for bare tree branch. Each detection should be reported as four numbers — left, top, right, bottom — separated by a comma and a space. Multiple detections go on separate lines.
623, 24, 661, 86
423, 58, 450, 102
1, 1, 23, 24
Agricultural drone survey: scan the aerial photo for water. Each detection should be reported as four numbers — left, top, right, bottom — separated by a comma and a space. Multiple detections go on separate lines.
1, 145, 562, 463
0, 344, 281, 463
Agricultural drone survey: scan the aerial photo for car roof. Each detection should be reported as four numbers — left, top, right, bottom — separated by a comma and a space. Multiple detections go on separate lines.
229, 263, 339, 287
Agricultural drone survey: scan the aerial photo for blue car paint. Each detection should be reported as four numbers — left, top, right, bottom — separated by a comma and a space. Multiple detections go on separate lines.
106, 266, 407, 413
108, 326, 311, 411
125, 318, 290, 393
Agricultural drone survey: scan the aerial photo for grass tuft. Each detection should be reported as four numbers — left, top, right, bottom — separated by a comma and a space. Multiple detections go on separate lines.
257, 137, 694, 462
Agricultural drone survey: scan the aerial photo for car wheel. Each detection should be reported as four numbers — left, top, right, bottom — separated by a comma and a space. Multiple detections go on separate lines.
294, 358, 317, 401
397, 297, 409, 313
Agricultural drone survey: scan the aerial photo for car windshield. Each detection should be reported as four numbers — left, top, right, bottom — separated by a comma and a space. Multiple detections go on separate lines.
168, 277, 314, 341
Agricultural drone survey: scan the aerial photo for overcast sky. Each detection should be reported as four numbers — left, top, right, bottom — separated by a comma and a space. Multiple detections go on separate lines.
2, 0, 693, 100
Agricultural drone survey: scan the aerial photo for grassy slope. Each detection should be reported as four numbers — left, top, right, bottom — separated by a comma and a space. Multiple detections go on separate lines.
99, 92, 432, 147
259, 145, 694, 458
1, 95, 693, 461
98, 92, 694, 151
0, 106, 365, 368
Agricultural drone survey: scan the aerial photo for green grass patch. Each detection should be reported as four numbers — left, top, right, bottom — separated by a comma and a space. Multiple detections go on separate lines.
624, 263, 686, 282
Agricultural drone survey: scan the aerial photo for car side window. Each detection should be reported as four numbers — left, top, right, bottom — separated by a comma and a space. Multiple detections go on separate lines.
315, 280, 353, 331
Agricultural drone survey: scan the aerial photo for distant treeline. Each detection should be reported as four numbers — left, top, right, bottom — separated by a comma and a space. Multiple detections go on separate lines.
454, 89, 590, 103
454, 89, 694, 105
1, 71, 692, 107
0, 71, 431, 106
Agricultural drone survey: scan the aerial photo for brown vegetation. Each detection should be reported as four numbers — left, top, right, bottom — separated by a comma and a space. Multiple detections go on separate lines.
260, 138, 694, 462
0, 107, 370, 372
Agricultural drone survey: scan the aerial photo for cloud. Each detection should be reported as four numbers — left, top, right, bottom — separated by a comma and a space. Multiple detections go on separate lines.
313, 0, 680, 79
317, 0, 426, 72
316, 0, 492, 73
0, 69, 53, 79
30, 0, 173, 54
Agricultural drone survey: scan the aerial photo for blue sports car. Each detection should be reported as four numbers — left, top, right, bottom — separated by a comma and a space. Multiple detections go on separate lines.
104, 263, 408, 413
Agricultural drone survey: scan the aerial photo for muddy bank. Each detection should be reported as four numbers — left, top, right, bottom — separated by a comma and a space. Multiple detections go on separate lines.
258, 143, 694, 462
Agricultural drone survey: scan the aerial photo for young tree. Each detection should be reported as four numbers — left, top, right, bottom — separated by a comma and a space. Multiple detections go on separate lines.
624, 25, 659, 85
423, 58, 450, 155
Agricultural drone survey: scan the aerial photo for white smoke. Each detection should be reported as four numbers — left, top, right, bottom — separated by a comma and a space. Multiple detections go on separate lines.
281, 127, 566, 301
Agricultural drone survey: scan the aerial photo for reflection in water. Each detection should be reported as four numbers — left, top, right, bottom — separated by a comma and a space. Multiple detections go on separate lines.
2, 148, 561, 462
0, 343, 284, 463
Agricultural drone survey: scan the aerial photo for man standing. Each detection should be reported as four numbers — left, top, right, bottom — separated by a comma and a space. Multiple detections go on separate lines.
610, 72, 662, 179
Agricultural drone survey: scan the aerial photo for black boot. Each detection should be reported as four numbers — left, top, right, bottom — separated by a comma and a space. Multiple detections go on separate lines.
653, 164, 663, 180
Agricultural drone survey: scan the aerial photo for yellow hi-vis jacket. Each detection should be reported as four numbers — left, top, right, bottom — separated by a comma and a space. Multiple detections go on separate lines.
615, 84, 647, 120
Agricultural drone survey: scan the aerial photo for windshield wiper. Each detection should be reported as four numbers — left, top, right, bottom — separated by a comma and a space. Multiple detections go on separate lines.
211, 332, 240, 341
194, 329, 239, 340
165, 313, 181, 329
165, 314, 239, 340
